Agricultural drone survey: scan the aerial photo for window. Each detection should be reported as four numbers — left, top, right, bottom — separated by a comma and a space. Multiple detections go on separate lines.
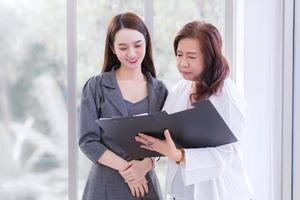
153, 0, 224, 87
0, 0, 227, 199
0, 1, 67, 199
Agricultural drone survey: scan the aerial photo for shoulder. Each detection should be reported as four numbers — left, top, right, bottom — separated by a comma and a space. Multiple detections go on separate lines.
151, 78, 169, 104
166, 79, 191, 102
83, 74, 102, 91
150, 76, 169, 95
162, 80, 192, 112
153, 78, 167, 90
169, 79, 191, 95
211, 78, 251, 120
81, 74, 104, 101
211, 78, 241, 102
222, 78, 241, 98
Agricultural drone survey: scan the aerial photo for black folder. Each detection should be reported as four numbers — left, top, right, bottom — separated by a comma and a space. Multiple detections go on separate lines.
96, 100, 237, 160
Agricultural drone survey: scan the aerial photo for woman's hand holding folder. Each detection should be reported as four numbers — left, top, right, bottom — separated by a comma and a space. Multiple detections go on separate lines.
135, 129, 184, 163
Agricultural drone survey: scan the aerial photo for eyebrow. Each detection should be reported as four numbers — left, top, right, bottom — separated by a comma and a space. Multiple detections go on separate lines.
177, 50, 198, 55
118, 40, 143, 46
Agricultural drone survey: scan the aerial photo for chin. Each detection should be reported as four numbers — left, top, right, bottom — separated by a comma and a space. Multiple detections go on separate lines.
181, 74, 194, 81
125, 62, 142, 69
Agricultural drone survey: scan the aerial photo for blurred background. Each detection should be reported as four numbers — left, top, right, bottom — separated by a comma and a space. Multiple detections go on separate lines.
0, 0, 299, 200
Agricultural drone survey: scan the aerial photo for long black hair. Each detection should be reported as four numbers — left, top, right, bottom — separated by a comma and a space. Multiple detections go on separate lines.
102, 12, 156, 77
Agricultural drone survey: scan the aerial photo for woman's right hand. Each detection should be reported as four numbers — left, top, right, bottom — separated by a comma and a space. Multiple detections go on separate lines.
127, 177, 149, 197
119, 158, 153, 182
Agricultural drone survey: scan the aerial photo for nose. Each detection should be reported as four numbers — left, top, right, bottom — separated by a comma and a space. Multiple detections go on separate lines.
179, 56, 189, 68
128, 47, 136, 58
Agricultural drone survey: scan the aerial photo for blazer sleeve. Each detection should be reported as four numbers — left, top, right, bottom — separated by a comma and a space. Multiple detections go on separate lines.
180, 80, 250, 185
78, 76, 108, 163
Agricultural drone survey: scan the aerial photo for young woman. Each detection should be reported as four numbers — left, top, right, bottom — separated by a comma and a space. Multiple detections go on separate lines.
79, 12, 167, 200
135, 21, 253, 200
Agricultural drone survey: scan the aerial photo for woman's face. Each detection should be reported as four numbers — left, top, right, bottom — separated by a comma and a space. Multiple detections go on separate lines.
113, 28, 146, 70
176, 38, 204, 81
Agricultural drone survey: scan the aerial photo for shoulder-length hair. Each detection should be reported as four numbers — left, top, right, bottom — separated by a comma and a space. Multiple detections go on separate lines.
174, 21, 229, 101
102, 12, 156, 77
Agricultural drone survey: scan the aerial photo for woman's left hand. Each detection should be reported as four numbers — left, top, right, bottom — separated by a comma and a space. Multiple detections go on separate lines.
119, 158, 152, 182
135, 129, 182, 161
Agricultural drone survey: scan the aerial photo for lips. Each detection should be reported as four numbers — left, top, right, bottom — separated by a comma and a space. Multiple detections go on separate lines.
127, 58, 138, 64
180, 70, 192, 75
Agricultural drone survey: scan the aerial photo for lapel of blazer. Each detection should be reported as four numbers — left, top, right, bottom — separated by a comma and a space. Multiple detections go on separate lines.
145, 71, 160, 113
101, 68, 161, 116
101, 69, 128, 116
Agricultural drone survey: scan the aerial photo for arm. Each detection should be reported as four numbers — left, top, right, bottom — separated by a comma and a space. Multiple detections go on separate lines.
79, 77, 148, 197
180, 142, 239, 185
180, 92, 249, 185
99, 149, 150, 198
135, 130, 183, 163
79, 77, 128, 170
136, 129, 240, 186
119, 158, 154, 198
98, 149, 128, 170
119, 158, 154, 182
136, 95, 249, 186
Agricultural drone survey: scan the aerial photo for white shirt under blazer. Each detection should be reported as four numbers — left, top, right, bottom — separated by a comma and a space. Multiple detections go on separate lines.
163, 78, 253, 200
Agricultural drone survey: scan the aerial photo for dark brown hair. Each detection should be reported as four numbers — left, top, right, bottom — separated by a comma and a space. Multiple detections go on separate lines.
174, 21, 229, 101
102, 12, 156, 77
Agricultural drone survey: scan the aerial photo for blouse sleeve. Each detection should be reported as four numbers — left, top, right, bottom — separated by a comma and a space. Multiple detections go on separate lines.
180, 79, 250, 185
78, 76, 108, 163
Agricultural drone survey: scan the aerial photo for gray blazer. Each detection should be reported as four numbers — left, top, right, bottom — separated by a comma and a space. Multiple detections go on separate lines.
79, 67, 168, 200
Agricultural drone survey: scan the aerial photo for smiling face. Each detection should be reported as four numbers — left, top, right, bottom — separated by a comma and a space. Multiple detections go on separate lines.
113, 28, 146, 70
176, 38, 204, 81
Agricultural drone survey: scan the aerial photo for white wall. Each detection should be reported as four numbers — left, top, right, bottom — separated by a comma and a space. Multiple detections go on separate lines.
293, 0, 300, 198
241, 0, 283, 199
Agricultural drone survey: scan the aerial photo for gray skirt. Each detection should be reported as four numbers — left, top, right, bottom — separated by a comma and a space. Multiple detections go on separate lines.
82, 163, 163, 200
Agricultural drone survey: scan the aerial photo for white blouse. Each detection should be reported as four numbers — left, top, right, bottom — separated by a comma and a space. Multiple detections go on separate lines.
163, 79, 253, 200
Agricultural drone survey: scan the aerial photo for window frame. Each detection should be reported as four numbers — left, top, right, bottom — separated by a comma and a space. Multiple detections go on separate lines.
293, 0, 300, 199
282, 0, 294, 199
66, 0, 78, 199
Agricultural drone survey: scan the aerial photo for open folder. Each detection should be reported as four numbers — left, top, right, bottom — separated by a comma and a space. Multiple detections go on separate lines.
95, 100, 237, 160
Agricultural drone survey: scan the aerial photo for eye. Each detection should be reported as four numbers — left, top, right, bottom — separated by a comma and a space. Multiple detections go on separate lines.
177, 54, 183, 57
135, 45, 142, 48
119, 48, 128, 51
189, 57, 196, 59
